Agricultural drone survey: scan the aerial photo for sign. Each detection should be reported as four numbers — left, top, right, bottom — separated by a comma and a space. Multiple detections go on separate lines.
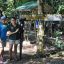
35, 20, 39, 28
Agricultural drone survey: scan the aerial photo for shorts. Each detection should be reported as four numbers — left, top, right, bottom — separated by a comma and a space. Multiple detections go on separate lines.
9, 40, 20, 45
1, 40, 6, 48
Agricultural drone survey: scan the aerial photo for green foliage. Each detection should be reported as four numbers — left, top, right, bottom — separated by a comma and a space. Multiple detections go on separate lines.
55, 37, 64, 49
44, 0, 63, 13
0, 0, 37, 17
57, 4, 64, 14
0, 0, 3, 7
20, 0, 36, 3
0, 0, 7, 11
4, 0, 15, 17
54, 31, 62, 37
0, 0, 15, 17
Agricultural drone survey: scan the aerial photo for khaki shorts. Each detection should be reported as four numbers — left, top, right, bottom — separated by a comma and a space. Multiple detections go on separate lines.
1, 40, 6, 48
9, 40, 20, 45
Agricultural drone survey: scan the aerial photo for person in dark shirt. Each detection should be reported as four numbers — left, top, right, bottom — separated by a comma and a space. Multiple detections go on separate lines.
19, 18, 24, 59
0, 16, 9, 61
7, 17, 21, 61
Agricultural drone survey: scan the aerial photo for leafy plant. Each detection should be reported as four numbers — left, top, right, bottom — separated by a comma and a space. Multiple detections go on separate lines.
55, 37, 64, 49
0, 0, 7, 11
4, 0, 15, 17
57, 4, 64, 14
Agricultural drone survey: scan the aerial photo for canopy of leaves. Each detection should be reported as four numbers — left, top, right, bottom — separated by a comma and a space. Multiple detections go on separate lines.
44, 0, 64, 13
4, 0, 15, 17
0, 0, 7, 11
0, 0, 3, 7
0, 0, 37, 17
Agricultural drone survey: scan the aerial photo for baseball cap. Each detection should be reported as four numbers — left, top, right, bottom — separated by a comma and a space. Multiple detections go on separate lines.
1, 16, 7, 20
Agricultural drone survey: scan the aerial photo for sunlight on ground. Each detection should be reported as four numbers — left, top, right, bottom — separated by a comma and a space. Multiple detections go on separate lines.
0, 41, 37, 55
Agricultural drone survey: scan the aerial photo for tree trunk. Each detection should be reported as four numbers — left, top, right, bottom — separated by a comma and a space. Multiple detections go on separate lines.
37, 0, 44, 15
37, 0, 44, 54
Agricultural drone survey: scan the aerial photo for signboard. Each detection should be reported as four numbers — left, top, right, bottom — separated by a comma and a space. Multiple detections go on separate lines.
44, 14, 62, 21
35, 20, 39, 28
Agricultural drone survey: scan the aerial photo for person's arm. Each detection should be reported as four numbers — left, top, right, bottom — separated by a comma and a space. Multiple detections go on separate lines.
7, 28, 19, 36
0, 25, 2, 42
11, 28, 19, 34
0, 25, 1, 38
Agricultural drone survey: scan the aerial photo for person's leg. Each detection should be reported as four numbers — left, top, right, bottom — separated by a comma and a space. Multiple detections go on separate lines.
1, 40, 6, 58
20, 34, 24, 60
1, 40, 6, 62
20, 40, 22, 59
9, 40, 13, 60
1, 47, 4, 58
9, 44, 13, 60
0, 47, 4, 63
14, 40, 19, 59
14, 44, 17, 58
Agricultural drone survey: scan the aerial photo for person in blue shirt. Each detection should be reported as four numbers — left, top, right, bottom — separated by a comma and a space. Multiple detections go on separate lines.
0, 16, 8, 61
